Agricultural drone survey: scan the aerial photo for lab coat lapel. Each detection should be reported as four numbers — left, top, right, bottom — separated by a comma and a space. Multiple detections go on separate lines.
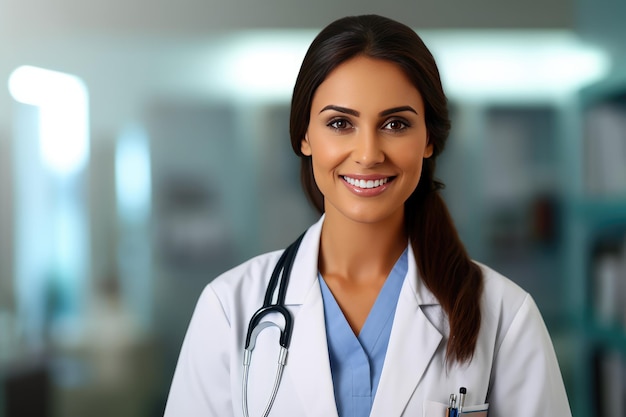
284, 216, 339, 417
370, 246, 443, 417
287, 284, 339, 417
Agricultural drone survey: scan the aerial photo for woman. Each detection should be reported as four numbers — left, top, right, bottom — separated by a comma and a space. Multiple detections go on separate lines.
164, 14, 571, 417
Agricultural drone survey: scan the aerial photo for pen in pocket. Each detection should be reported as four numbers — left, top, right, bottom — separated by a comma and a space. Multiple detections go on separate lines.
446, 393, 457, 417
458, 387, 466, 415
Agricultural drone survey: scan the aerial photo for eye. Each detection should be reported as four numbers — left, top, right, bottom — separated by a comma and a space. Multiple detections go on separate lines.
383, 118, 410, 132
327, 118, 353, 131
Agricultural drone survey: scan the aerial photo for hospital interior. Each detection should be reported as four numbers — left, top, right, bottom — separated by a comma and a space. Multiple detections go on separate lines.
0, 0, 625, 415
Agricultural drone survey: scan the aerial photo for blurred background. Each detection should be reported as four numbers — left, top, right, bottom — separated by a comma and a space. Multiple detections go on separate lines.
0, 0, 625, 416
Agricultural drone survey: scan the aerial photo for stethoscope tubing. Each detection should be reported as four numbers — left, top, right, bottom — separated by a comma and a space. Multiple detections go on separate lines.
241, 232, 305, 417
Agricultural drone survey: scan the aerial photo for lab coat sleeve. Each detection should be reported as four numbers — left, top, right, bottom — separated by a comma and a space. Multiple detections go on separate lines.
488, 294, 572, 416
164, 285, 234, 417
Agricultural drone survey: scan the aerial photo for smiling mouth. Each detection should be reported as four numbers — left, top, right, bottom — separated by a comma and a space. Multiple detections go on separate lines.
342, 176, 393, 189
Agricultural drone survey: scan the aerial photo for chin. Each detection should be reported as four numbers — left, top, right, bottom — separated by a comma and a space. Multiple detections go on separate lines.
336, 206, 404, 226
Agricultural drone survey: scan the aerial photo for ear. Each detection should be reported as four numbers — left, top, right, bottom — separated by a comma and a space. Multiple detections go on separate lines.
424, 144, 433, 158
301, 133, 312, 156
424, 138, 434, 159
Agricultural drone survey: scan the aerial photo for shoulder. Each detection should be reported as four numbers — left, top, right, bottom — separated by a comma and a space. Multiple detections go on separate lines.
474, 264, 571, 414
190, 215, 324, 325
181, 250, 287, 337
475, 261, 547, 348
204, 250, 284, 310
207, 215, 324, 310
212, 250, 284, 289
476, 262, 530, 314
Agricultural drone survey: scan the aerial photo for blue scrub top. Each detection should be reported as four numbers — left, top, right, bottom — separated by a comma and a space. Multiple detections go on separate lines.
319, 248, 408, 417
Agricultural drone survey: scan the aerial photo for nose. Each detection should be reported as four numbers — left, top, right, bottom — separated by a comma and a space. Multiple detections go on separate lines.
353, 129, 384, 167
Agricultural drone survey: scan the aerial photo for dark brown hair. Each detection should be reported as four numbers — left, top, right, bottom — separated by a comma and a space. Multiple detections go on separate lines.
289, 14, 483, 363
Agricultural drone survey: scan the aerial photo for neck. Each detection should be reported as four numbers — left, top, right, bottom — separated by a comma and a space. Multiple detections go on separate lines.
319, 210, 407, 283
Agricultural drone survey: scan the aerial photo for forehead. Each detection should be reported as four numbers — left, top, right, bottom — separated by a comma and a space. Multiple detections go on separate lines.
311, 55, 424, 112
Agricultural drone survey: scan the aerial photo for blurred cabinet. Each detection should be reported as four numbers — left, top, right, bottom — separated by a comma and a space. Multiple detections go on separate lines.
566, 84, 626, 417
480, 106, 566, 322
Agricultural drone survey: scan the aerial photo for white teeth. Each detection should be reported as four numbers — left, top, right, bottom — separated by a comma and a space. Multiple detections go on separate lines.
343, 176, 389, 189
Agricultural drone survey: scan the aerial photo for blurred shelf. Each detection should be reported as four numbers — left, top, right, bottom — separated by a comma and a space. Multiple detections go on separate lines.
567, 196, 626, 226
585, 322, 626, 352
562, 80, 626, 417
570, 196, 626, 213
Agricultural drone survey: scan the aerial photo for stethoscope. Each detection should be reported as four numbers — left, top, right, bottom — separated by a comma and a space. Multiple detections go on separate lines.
242, 232, 305, 417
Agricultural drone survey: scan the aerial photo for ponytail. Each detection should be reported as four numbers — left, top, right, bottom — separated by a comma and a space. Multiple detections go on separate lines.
405, 167, 483, 363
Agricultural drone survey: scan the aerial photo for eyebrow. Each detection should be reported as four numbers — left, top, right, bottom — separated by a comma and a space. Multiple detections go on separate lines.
319, 104, 418, 117
380, 106, 418, 117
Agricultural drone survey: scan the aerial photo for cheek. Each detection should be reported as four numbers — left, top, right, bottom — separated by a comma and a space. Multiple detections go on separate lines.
401, 137, 429, 177
397, 152, 425, 185
310, 151, 336, 188
309, 141, 345, 170
409, 158, 425, 183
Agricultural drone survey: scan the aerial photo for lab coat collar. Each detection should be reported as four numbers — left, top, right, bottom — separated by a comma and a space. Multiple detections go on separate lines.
282, 215, 324, 305
285, 215, 444, 417
405, 244, 440, 307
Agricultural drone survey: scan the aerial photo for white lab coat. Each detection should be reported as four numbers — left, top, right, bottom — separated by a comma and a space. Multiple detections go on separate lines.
164, 216, 572, 417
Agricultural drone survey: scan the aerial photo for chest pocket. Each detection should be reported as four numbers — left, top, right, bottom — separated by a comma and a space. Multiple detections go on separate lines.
423, 400, 490, 417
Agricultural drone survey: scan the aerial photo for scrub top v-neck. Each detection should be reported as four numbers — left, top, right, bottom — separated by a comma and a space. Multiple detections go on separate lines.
319, 248, 408, 417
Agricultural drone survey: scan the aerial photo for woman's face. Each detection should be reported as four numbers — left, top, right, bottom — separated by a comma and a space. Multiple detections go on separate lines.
301, 55, 432, 226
